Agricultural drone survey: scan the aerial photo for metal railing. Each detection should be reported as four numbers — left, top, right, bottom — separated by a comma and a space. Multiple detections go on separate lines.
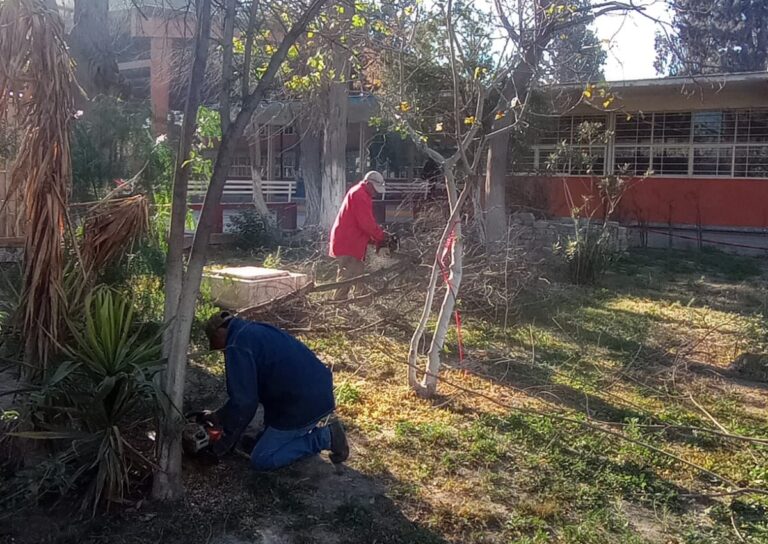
188, 179, 297, 202
381, 179, 429, 199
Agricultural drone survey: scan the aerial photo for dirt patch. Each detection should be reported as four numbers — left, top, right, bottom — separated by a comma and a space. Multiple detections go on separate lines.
3, 433, 444, 544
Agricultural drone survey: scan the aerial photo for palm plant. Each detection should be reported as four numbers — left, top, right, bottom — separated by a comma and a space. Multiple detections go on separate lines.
0, 0, 77, 374
5, 286, 164, 514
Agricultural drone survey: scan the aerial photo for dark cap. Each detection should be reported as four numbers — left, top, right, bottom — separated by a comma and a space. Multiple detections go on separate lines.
204, 311, 234, 339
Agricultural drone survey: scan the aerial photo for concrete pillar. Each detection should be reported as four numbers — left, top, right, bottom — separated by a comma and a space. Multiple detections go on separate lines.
150, 37, 171, 134
266, 125, 275, 182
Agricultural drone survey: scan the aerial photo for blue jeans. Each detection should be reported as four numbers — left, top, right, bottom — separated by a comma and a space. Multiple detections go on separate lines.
250, 421, 332, 471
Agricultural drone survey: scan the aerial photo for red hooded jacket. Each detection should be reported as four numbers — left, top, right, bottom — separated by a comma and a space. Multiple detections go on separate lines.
329, 181, 386, 261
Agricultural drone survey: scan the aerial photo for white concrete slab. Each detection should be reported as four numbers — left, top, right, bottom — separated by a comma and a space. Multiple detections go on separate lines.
216, 266, 289, 280
203, 266, 312, 310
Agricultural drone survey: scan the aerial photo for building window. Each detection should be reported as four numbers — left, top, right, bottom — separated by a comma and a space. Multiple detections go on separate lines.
693, 147, 733, 176
614, 113, 653, 175
228, 155, 252, 178
526, 114, 607, 175
653, 146, 689, 176
346, 150, 361, 178
615, 109, 768, 178
693, 111, 736, 143
654, 112, 691, 144
281, 151, 296, 179
736, 110, 768, 143
735, 146, 768, 178
519, 109, 768, 179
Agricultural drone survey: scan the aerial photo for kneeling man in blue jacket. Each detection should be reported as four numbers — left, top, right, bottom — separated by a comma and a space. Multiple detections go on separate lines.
204, 312, 349, 470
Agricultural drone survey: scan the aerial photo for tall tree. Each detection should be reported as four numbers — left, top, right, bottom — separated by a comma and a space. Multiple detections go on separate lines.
484, 0, 641, 250
319, 2, 353, 229
69, 0, 124, 98
377, 0, 642, 396
155, 0, 213, 500
655, 0, 768, 75
378, 0, 513, 396
545, 0, 606, 83
153, 0, 329, 500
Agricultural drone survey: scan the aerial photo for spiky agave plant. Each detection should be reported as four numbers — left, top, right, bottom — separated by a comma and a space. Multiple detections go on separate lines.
6, 287, 164, 515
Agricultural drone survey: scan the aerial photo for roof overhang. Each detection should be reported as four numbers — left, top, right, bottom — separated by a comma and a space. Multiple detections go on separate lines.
548, 71, 768, 114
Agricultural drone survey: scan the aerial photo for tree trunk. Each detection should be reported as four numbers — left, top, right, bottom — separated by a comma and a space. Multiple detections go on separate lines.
320, 42, 350, 229
248, 123, 270, 218
161, 0, 211, 357
157, 102, 256, 504
153, 0, 212, 502
483, 135, 509, 251
420, 171, 462, 396
483, 56, 537, 251
299, 118, 322, 226
153, 0, 328, 501
408, 174, 473, 396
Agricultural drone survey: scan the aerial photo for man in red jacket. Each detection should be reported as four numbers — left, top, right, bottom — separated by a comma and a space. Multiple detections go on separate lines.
329, 171, 388, 300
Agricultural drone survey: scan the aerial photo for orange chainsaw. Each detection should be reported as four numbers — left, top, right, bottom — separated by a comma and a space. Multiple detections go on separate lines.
182, 411, 224, 462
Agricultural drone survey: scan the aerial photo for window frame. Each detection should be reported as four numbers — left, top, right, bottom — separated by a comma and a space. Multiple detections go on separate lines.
526, 114, 609, 176
516, 108, 768, 180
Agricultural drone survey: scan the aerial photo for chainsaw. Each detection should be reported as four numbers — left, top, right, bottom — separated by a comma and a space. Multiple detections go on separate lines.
182, 411, 224, 461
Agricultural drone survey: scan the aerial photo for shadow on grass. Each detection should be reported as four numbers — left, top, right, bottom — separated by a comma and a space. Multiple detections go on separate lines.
452, 353, 730, 453
612, 248, 764, 283
467, 359, 648, 423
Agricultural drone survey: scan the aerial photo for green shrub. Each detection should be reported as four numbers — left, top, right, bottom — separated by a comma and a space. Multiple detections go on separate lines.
2, 286, 163, 515
229, 209, 275, 251
556, 227, 616, 285
263, 247, 283, 269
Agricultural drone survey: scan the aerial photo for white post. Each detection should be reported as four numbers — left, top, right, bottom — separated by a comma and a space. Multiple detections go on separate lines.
266, 124, 274, 201
358, 121, 366, 177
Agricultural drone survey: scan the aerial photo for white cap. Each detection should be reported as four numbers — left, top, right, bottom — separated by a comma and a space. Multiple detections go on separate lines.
364, 170, 385, 193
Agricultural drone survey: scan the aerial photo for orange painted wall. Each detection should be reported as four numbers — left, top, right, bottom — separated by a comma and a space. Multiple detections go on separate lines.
511, 176, 768, 228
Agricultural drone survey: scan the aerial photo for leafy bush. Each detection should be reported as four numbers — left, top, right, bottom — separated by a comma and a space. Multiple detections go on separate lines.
335, 381, 362, 405
556, 227, 616, 285
229, 208, 275, 251
547, 121, 633, 286
263, 247, 283, 269
2, 287, 163, 515
71, 97, 154, 202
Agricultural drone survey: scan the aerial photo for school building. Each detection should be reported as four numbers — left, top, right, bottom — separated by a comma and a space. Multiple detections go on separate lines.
512, 72, 768, 253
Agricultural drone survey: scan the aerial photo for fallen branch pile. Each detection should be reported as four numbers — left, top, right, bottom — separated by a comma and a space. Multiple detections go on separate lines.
239, 225, 538, 343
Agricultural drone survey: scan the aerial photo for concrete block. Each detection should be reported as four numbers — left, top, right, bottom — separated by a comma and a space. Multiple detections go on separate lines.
203, 266, 312, 310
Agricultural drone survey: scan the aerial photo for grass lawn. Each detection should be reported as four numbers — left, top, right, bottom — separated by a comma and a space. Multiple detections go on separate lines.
5, 248, 767, 544
314, 249, 768, 543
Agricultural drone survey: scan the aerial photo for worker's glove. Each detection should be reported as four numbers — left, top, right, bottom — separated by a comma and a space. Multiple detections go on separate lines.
199, 409, 221, 427
376, 233, 398, 254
